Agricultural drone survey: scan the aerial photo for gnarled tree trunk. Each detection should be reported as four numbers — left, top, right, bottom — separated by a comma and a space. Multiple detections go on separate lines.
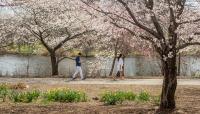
50, 51, 59, 76
109, 57, 117, 76
122, 57, 125, 76
160, 55, 177, 110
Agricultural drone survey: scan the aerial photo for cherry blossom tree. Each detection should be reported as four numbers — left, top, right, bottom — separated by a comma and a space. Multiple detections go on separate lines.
0, 19, 13, 50
81, 0, 200, 110
104, 29, 134, 77
0, 2, 18, 51
12, 0, 95, 76
106, 30, 153, 77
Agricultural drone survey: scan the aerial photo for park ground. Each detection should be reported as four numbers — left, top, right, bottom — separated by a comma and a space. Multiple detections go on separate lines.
0, 78, 200, 114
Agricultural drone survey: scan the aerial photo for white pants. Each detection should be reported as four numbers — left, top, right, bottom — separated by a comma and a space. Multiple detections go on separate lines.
117, 65, 123, 72
73, 66, 84, 79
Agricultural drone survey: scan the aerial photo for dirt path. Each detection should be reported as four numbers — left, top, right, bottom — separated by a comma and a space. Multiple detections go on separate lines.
0, 78, 200, 85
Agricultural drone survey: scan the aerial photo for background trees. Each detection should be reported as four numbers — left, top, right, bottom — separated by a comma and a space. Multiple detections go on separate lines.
13, 0, 95, 75
0, 19, 14, 50
0, 2, 17, 53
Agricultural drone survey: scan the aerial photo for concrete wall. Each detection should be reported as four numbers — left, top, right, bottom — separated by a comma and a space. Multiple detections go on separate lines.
0, 54, 199, 77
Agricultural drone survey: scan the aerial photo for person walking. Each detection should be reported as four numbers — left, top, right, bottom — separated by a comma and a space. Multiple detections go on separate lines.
72, 53, 84, 80
114, 54, 124, 80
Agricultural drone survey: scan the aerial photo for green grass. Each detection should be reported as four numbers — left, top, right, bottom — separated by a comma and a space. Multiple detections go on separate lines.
123, 91, 137, 101
43, 89, 87, 103
0, 86, 87, 103
101, 91, 124, 105
137, 91, 151, 102
101, 91, 137, 105
0, 84, 10, 102
101, 90, 158, 105
9, 90, 40, 103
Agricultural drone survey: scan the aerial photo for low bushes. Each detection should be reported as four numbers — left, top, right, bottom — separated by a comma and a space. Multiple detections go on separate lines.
10, 90, 40, 103
101, 91, 159, 105
0, 84, 10, 102
0, 84, 39, 103
0, 83, 160, 106
9, 89, 87, 103
0, 84, 87, 103
137, 91, 150, 102
43, 89, 87, 102
100, 91, 123, 105
124, 91, 137, 101
101, 91, 136, 105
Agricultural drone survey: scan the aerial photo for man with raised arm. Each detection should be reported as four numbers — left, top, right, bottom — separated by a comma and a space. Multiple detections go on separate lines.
72, 53, 84, 80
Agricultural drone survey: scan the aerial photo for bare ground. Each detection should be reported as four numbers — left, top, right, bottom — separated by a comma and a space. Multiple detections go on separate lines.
0, 78, 200, 114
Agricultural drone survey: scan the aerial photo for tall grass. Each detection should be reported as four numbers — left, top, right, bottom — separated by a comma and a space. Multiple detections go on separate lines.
101, 91, 136, 105
101, 90, 158, 105
0, 84, 10, 102
9, 90, 40, 103
137, 91, 151, 102
43, 89, 87, 103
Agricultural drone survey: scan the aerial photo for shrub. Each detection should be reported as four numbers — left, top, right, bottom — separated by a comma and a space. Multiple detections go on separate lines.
123, 91, 136, 101
43, 89, 87, 103
101, 91, 124, 105
137, 91, 150, 102
0, 84, 10, 102
26, 90, 40, 103
101, 91, 136, 105
9, 90, 40, 103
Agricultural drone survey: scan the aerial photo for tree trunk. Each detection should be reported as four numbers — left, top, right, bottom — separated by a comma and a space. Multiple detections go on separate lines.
177, 53, 181, 76
122, 57, 125, 76
26, 55, 30, 77
160, 55, 177, 110
50, 52, 59, 76
109, 57, 116, 76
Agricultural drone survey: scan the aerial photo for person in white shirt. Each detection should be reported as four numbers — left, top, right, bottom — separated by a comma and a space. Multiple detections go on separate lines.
114, 54, 124, 80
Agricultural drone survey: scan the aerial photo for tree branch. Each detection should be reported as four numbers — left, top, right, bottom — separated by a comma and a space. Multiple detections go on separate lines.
110, 21, 162, 55
54, 30, 95, 51
176, 0, 186, 18
81, 0, 160, 39
116, 0, 161, 39
177, 42, 200, 50
178, 18, 200, 25
57, 56, 75, 63
144, 0, 165, 39
195, 32, 200, 35
81, 0, 136, 26
38, 31, 52, 52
